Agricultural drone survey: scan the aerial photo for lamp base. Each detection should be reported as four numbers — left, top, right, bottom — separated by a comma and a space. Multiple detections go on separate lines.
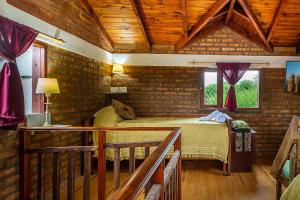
43, 101, 52, 126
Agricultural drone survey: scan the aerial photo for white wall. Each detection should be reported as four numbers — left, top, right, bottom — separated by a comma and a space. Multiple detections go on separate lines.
113, 54, 300, 68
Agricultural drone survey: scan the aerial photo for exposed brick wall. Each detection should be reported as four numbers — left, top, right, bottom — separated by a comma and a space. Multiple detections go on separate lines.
0, 45, 111, 200
114, 66, 300, 157
7, 0, 112, 51
178, 26, 272, 56
47, 45, 111, 125
112, 67, 201, 116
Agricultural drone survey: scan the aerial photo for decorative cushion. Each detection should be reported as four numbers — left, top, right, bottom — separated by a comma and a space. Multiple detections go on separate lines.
93, 106, 123, 126
112, 99, 136, 120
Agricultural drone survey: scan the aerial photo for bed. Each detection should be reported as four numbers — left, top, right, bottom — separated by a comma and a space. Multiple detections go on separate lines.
88, 106, 232, 175
280, 174, 300, 200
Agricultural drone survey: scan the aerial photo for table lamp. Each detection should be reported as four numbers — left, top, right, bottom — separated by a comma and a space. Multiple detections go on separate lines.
36, 78, 60, 126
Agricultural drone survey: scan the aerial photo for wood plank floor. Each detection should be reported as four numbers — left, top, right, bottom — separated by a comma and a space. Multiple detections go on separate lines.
67, 158, 276, 200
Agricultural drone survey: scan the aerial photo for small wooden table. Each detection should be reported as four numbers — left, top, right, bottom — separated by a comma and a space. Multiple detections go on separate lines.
231, 128, 256, 172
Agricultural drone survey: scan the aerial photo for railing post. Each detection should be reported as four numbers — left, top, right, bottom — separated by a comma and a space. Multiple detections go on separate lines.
19, 129, 31, 200
98, 131, 106, 200
114, 148, 120, 190
174, 133, 182, 200
151, 162, 164, 200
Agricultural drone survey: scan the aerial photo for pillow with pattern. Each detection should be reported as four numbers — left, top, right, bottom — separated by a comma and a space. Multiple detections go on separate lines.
112, 99, 136, 120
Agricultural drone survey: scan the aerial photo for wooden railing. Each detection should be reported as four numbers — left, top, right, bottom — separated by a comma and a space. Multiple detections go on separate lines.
269, 115, 300, 199
19, 127, 182, 200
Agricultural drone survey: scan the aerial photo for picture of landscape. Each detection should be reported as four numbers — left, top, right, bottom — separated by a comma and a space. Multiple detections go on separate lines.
285, 61, 300, 93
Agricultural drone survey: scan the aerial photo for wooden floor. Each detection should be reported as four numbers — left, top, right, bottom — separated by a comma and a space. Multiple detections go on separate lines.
68, 158, 276, 200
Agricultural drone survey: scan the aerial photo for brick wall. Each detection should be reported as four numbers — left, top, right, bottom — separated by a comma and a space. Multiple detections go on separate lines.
47, 45, 111, 125
178, 26, 271, 56
7, 0, 112, 51
0, 45, 111, 200
114, 66, 300, 157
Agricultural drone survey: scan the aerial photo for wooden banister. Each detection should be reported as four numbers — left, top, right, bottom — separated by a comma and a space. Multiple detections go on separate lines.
108, 128, 182, 200
145, 184, 162, 200
19, 127, 182, 200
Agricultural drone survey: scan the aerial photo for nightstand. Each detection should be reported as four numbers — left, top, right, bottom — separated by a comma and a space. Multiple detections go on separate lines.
231, 128, 256, 172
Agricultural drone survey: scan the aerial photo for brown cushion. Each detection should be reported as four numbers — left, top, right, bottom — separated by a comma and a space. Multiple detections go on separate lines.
112, 99, 136, 120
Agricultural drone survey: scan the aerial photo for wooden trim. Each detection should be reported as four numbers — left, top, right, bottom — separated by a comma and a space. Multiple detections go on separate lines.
201, 67, 261, 110
226, 119, 232, 175
21, 126, 181, 132
32, 42, 46, 113
232, 10, 251, 23
129, 0, 151, 50
238, 0, 273, 52
225, 0, 235, 24
267, 0, 287, 42
174, 136, 182, 200
98, 131, 106, 200
175, 0, 230, 49
19, 128, 31, 200
79, 0, 114, 50
180, 0, 188, 38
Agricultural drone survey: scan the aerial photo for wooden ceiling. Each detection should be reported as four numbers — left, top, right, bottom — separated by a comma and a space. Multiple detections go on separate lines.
85, 0, 300, 52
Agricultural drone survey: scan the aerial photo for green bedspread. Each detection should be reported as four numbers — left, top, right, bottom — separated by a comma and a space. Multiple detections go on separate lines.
93, 117, 229, 162
281, 174, 300, 200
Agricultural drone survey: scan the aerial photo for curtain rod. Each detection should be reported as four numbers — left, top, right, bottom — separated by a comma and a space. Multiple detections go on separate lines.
37, 32, 65, 44
188, 61, 270, 65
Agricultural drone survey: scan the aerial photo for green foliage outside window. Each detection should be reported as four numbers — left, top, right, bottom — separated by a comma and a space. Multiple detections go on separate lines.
204, 80, 258, 108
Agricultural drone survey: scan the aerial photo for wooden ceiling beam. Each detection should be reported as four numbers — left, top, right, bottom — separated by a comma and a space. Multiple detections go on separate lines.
227, 22, 271, 53
267, 0, 287, 42
180, 0, 189, 38
175, 0, 230, 49
238, 0, 272, 52
232, 10, 251, 23
80, 0, 114, 50
129, 0, 151, 50
225, 0, 235, 24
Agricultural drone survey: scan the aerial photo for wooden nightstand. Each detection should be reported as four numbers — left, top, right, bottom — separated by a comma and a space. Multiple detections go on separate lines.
231, 128, 256, 172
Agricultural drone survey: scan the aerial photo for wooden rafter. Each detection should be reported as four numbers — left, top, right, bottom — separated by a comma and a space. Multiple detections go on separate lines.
267, 0, 287, 42
80, 0, 114, 50
232, 10, 251, 23
228, 21, 272, 52
180, 0, 189, 38
238, 0, 272, 52
129, 0, 151, 50
175, 0, 230, 49
225, 0, 235, 24
214, 11, 228, 20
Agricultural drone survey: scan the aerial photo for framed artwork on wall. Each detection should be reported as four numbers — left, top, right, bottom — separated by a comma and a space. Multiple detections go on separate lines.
285, 61, 300, 93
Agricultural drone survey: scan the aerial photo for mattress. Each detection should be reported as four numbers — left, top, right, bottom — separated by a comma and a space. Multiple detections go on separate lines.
93, 117, 229, 162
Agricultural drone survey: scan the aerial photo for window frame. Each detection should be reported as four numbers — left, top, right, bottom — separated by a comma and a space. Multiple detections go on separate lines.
200, 68, 261, 111
32, 41, 47, 113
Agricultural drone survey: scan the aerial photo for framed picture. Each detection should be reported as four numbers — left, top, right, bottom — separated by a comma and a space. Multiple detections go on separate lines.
285, 61, 300, 93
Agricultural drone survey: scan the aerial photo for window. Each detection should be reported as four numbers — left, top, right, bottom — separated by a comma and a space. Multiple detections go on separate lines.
204, 71, 218, 106
202, 69, 260, 109
0, 42, 46, 114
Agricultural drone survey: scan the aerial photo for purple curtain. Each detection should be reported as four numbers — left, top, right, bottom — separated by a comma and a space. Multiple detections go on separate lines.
217, 63, 251, 112
0, 16, 38, 127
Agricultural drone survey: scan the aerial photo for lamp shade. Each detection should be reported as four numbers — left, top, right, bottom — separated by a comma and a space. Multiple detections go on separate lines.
36, 78, 60, 94
112, 64, 124, 74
